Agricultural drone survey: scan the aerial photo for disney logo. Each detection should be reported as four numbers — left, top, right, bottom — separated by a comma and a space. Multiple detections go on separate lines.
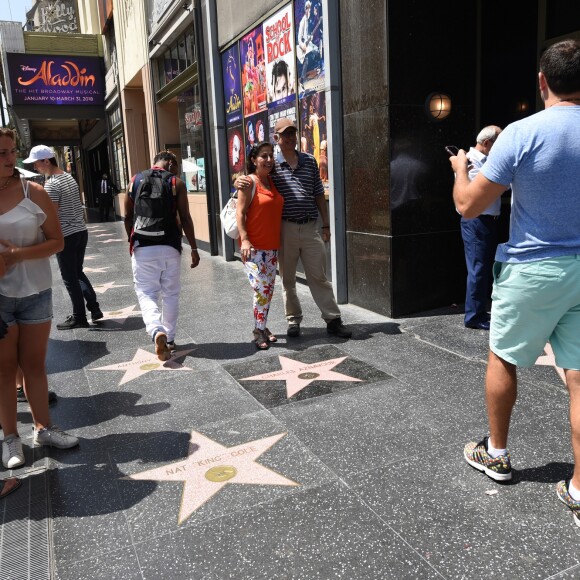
20, 65, 37, 73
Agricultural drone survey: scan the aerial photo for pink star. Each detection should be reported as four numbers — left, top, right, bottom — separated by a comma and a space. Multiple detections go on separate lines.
241, 355, 362, 398
536, 342, 566, 383
90, 348, 194, 385
93, 281, 130, 294
123, 431, 298, 524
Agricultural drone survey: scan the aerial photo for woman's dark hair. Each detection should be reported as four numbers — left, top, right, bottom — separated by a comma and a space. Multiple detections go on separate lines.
246, 141, 274, 174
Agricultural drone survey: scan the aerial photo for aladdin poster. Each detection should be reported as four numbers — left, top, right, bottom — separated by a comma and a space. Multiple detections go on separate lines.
240, 25, 267, 117
222, 45, 243, 126
295, 0, 325, 97
264, 5, 296, 108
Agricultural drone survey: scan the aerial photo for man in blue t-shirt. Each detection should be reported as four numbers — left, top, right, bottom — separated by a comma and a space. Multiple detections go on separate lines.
450, 39, 580, 526
124, 151, 200, 361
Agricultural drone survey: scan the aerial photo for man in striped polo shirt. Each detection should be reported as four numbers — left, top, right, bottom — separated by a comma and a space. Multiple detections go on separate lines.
25, 145, 103, 330
237, 118, 351, 338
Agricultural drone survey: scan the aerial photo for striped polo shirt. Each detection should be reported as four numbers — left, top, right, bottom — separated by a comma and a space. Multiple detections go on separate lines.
44, 172, 86, 237
272, 151, 324, 220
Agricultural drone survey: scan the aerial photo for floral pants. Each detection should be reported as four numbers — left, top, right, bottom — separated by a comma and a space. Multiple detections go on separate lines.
243, 249, 278, 330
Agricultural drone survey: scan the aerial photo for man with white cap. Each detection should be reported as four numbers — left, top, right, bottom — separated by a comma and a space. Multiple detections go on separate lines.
236, 118, 351, 338
24, 145, 103, 329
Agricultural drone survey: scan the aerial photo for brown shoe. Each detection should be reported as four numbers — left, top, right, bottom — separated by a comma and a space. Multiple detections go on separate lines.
155, 332, 172, 361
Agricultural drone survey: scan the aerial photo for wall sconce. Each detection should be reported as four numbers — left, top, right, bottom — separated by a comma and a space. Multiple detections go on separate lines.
515, 100, 529, 114
426, 93, 452, 121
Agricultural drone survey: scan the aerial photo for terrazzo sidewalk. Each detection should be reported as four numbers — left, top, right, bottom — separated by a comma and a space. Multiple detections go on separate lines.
1, 217, 578, 580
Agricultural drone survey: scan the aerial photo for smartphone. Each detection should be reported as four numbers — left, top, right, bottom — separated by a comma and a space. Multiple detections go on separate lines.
445, 145, 459, 156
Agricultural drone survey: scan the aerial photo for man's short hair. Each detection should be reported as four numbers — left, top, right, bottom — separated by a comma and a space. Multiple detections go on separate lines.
476, 125, 501, 145
153, 150, 177, 165
540, 39, 580, 96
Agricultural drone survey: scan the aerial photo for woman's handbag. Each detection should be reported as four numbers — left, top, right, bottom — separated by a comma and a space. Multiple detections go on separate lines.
220, 177, 256, 239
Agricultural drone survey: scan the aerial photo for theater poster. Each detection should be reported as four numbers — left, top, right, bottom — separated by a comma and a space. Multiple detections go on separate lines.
267, 101, 297, 158
299, 91, 328, 186
244, 110, 268, 160
264, 5, 296, 108
226, 124, 245, 193
221, 44, 243, 126
295, 0, 325, 97
240, 25, 267, 117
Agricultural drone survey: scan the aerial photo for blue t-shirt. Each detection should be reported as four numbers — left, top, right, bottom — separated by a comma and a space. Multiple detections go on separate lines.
481, 105, 580, 263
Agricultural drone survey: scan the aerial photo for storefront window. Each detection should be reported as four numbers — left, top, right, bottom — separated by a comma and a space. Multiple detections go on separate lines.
112, 134, 128, 191
155, 28, 197, 91
185, 31, 195, 67
177, 85, 205, 192
178, 38, 187, 72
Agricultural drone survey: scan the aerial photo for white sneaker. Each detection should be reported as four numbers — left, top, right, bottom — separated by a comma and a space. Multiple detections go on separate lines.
33, 425, 79, 449
2, 434, 25, 468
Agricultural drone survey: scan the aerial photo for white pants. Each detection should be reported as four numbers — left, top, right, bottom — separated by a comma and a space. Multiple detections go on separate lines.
131, 245, 181, 342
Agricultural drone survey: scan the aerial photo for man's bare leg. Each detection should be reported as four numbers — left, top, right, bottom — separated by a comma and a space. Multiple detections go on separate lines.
486, 351, 518, 449
565, 369, 580, 490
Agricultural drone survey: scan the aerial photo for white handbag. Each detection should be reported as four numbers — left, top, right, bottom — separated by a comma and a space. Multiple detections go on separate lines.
220, 176, 256, 239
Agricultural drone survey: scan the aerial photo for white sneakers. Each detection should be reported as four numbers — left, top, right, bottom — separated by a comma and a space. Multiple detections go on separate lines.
2, 434, 25, 469
33, 425, 79, 449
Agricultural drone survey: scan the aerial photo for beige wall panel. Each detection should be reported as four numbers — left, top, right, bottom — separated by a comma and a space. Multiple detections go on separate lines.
157, 100, 180, 150
122, 87, 150, 178
216, 0, 281, 47
189, 195, 209, 243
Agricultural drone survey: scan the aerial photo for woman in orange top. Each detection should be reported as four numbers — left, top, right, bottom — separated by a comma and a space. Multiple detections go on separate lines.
236, 142, 284, 349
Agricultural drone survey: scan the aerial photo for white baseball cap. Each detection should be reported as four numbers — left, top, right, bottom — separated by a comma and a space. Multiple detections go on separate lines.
23, 145, 56, 164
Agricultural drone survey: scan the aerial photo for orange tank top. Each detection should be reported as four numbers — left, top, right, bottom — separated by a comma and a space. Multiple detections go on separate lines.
241, 175, 284, 250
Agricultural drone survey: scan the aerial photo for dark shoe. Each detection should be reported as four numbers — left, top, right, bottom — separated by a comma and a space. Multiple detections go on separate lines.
17, 386, 57, 405
264, 328, 277, 343
56, 315, 90, 330
326, 318, 352, 339
464, 437, 512, 482
465, 321, 490, 330
0, 477, 22, 499
556, 480, 580, 527
287, 323, 301, 337
253, 329, 270, 350
91, 308, 104, 322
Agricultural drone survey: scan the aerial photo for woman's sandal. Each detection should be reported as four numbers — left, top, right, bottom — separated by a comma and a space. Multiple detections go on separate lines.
264, 328, 277, 343
0, 478, 22, 499
253, 329, 270, 350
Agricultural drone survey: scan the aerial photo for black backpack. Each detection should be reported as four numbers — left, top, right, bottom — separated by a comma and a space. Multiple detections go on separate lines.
132, 169, 177, 243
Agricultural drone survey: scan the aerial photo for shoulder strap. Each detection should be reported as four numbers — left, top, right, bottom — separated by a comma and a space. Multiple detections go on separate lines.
20, 176, 30, 198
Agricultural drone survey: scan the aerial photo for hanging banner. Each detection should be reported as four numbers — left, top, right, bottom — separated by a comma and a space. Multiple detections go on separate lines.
264, 5, 296, 108
6, 53, 104, 106
295, 0, 325, 97
240, 25, 268, 117
222, 44, 243, 126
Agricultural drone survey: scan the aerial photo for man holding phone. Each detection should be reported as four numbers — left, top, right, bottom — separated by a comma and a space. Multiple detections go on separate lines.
452, 125, 502, 330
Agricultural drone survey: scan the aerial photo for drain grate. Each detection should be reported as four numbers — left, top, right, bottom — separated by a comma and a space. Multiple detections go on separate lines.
0, 470, 51, 580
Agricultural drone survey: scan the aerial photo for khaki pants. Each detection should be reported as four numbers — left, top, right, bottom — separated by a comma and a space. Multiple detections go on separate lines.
278, 220, 341, 324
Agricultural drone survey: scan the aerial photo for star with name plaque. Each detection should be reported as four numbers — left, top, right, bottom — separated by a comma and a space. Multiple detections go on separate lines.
124, 430, 298, 523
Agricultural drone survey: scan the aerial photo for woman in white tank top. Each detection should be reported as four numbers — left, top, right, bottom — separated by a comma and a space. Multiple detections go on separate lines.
0, 129, 79, 471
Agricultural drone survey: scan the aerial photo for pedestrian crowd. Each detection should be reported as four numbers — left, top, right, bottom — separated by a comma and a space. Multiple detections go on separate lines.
1, 39, 580, 534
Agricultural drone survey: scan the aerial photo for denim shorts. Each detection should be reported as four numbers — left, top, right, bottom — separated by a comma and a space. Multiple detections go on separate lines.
490, 256, 580, 369
0, 288, 53, 326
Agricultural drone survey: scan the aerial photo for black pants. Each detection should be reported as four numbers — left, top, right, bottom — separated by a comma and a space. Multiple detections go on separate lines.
98, 194, 113, 221
56, 230, 100, 320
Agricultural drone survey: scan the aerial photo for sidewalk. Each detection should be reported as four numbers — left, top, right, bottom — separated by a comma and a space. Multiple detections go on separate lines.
1, 218, 578, 579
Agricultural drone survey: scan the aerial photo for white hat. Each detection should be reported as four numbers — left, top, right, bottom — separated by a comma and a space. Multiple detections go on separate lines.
23, 145, 55, 164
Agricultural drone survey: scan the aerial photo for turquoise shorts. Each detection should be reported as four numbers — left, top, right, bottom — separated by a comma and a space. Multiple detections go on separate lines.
490, 256, 580, 369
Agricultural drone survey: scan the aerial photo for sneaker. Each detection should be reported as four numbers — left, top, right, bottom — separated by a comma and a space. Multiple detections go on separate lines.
16, 386, 57, 405
464, 437, 512, 481
326, 318, 352, 339
154, 331, 171, 361
166, 341, 176, 352
33, 425, 79, 449
287, 323, 301, 337
2, 434, 25, 469
556, 480, 580, 527
56, 315, 90, 330
90, 308, 104, 322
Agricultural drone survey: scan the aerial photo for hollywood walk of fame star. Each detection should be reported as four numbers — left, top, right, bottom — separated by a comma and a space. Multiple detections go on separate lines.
93, 281, 130, 294
241, 355, 362, 398
123, 430, 298, 524
99, 238, 124, 244
91, 348, 195, 385
536, 342, 566, 383
84, 266, 110, 273
99, 305, 141, 322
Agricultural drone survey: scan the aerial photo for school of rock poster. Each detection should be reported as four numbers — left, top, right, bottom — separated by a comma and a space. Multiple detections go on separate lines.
240, 25, 267, 117
294, 0, 325, 97
299, 91, 328, 185
264, 5, 296, 108
222, 44, 243, 126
